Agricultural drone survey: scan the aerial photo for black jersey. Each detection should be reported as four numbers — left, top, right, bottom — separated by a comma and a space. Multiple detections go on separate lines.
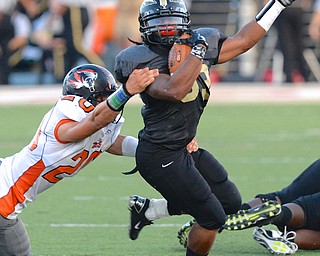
115, 28, 227, 150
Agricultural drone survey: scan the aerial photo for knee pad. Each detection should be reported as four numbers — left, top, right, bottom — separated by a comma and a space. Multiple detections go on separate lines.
192, 149, 241, 214
193, 193, 228, 230
213, 179, 242, 214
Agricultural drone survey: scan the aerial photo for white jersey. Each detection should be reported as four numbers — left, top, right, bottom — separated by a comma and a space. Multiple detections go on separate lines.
0, 95, 124, 219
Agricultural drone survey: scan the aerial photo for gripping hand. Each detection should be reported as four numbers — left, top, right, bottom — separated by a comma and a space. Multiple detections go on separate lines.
175, 30, 208, 60
176, 30, 208, 49
276, 0, 295, 7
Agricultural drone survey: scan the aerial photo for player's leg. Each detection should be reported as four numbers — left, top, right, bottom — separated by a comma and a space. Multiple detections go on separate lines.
187, 223, 218, 256
225, 192, 320, 251
0, 215, 31, 255
178, 148, 242, 247
179, 185, 224, 255
240, 159, 320, 211
293, 193, 320, 249
275, 193, 320, 249
295, 229, 320, 249
134, 145, 226, 255
223, 199, 297, 254
250, 158, 320, 208
277, 159, 320, 203
191, 149, 242, 214
224, 159, 320, 231
228, 193, 294, 231
252, 193, 320, 252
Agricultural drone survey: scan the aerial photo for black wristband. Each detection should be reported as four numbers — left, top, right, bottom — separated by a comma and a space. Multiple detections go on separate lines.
122, 83, 133, 97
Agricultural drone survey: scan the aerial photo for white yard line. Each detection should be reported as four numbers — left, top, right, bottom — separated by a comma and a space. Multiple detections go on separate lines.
0, 83, 320, 105
24, 223, 184, 228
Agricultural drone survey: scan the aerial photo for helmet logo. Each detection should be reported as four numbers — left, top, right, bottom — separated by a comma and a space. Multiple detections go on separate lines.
72, 69, 98, 92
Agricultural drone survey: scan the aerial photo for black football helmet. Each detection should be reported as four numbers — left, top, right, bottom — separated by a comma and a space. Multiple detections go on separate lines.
62, 64, 118, 106
139, 0, 191, 46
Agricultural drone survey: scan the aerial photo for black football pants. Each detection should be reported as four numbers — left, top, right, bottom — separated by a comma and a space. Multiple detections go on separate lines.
136, 141, 241, 230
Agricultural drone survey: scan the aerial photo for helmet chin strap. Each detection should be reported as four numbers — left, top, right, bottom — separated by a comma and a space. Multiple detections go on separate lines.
87, 95, 98, 107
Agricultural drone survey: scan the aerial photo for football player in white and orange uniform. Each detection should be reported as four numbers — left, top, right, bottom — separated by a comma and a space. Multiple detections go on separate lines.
0, 63, 158, 255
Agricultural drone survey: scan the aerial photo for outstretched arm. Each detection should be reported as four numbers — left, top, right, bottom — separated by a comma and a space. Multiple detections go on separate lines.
218, 0, 295, 63
218, 21, 265, 64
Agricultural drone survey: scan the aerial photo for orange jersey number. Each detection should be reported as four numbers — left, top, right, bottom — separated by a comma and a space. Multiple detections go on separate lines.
43, 150, 101, 183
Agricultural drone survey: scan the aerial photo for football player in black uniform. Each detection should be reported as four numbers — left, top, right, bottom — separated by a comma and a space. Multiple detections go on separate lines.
222, 158, 320, 253
114, 0, 296, 255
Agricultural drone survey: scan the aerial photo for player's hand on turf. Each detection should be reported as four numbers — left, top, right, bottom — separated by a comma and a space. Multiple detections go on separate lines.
176, 30, 208, 49
276, 0, 295, 7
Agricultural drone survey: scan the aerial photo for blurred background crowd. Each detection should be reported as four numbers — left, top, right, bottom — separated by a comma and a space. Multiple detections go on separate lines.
0, 0, 319, 86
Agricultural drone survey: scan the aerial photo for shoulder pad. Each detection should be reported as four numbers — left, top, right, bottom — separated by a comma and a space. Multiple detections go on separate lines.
58, 95, 91, 122
195, 28, 227, 65
115, 45, 159, 83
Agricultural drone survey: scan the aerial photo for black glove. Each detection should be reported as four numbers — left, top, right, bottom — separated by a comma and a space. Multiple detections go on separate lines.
175, 30, 208, 49
276, 0, 295, 7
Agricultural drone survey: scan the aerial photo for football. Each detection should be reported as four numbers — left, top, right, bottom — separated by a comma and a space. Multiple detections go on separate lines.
168, 33, 191, 74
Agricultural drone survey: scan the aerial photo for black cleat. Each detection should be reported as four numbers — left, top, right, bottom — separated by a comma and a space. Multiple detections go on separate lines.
128, 195, 153, 240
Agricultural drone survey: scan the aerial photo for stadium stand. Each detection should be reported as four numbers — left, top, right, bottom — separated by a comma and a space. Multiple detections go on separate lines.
189, 0, 320, 83
6, 0, 320, 85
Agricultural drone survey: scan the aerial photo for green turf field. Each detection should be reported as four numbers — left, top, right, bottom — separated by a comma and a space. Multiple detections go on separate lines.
1, 103, 319, 256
